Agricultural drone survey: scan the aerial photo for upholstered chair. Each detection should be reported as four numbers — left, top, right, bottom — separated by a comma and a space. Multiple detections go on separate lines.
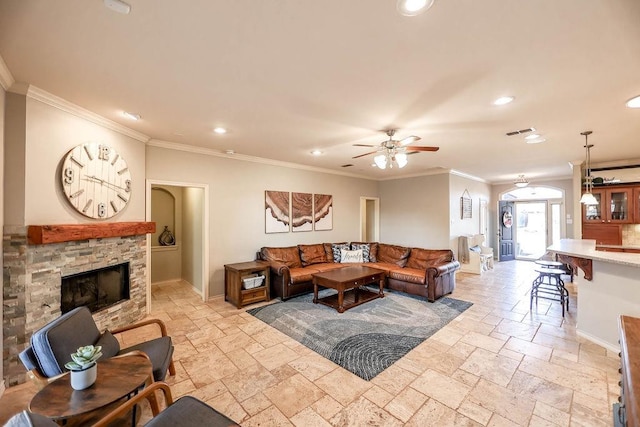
18, 306, 175, 388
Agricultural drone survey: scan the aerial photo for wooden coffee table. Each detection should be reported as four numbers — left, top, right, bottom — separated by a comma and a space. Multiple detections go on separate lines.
312, 265, 385, 313
29, 354, 153, 425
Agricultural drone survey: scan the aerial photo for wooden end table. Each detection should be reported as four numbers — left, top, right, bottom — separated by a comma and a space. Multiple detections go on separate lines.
312, 265, 385, 313
29, 354, 153, 425
225, 261, 271, 308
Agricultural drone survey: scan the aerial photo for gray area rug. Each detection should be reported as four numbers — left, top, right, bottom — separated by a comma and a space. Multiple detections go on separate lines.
247, 289, 472, 380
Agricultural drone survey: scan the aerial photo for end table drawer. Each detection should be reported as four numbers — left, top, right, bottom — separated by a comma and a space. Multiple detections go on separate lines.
242, 287, 267, 303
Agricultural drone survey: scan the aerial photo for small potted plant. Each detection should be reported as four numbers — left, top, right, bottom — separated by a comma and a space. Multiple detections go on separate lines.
64, 345, 103, 390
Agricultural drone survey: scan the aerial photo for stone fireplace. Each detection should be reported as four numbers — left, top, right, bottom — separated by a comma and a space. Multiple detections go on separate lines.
2, 222, 154, 386
61, 262, 130, 315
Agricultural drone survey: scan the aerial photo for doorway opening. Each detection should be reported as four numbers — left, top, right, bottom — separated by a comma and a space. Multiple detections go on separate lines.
499, 186, 564, 262
146, 179, 209, 311
360, 197, 380, 242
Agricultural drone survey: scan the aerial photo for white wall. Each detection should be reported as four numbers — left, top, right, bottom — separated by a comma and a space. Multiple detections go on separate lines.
182, 187, 204, 292
378, 173, 451, 248
449, 174, 492, 258
4, 92, 146, 226
145, 145, 379, 297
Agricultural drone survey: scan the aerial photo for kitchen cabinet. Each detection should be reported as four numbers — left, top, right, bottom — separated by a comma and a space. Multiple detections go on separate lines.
583, 187, 634, 224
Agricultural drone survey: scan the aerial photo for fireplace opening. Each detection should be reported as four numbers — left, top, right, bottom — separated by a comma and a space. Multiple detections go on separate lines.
61, 263, 130, 314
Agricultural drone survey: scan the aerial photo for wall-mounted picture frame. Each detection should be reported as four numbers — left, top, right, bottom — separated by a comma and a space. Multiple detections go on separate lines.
292, 192, 313, 232
314, 194, 333, 231
461, 190, 472, 219
265, 190, 290, 233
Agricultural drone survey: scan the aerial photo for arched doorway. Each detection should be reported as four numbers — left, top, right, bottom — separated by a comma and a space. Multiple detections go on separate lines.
499, 186, 565, 261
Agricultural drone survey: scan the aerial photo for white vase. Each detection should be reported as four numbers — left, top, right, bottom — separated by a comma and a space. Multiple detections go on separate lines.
70, 363, 97, 390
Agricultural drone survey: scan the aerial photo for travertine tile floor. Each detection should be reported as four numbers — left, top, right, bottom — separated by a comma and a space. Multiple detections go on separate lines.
0, 260, 620, 426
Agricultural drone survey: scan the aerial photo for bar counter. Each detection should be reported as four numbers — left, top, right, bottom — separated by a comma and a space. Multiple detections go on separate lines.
548, 239, 640, 350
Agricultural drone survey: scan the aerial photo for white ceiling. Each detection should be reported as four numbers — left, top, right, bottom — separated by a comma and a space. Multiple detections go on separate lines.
1, 0, 639, 183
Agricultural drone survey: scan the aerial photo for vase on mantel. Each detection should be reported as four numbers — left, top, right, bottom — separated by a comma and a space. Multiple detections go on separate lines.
70, 363, 97, 390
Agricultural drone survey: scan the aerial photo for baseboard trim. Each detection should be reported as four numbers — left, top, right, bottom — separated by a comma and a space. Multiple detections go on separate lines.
576, 328, 619, 353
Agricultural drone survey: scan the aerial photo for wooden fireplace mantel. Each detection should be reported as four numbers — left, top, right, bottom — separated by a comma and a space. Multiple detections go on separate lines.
27, 222, 156, 245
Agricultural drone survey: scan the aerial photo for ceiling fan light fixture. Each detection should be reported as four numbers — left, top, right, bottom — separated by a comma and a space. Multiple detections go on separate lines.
514, 174, 529, 188
374, 154, 387, 169
395, 153, 408, 168
397, 0, 434, 16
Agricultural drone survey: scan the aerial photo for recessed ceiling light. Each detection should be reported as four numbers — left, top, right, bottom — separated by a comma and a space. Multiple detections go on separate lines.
123, 111, 140, 121
104, 0, 131, 14
493, 96, 515, 106
626, 95, 640, 108
526, 138, 546, 144
397, 0, 434, 16
311, 150, 323, 156
213, 127, 227, 134
524, 134, 540, 140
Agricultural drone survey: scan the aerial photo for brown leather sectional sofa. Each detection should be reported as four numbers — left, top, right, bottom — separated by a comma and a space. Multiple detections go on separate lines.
258, 242, 460, 302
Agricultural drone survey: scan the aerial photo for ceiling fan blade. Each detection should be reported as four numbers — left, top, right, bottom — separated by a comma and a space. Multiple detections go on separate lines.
406, 151, 421, 155
399, 135, 422, 146
352, 144, 376, 147
352, 150, 379, 159
407, 146, 439, 152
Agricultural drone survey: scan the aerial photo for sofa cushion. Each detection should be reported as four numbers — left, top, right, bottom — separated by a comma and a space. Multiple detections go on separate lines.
298, 244, 328, 266
340, 249, 363, 263
260, 246, 302, 268
289, 267, 320, 284
389, 268, 426, 285
406, 248, 453, 270
312, 263, 345, 273
364, 262, 396, 273
350, 243, 371, 262
331, 243, 350, 262
377, 244, 411, 267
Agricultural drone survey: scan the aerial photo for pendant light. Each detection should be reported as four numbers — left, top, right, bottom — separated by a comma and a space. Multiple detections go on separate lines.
579, 131, 598, 205
514, 175, 529, 188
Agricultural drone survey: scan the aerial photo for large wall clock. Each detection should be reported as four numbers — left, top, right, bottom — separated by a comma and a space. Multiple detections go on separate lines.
61, 142, 132, 219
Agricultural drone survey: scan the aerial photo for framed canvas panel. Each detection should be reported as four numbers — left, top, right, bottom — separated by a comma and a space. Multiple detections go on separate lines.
314, 194, 333, 231
291, 192, 313, 232
265, 190, 290, 233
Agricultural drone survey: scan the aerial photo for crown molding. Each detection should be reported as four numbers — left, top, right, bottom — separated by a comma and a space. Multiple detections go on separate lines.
147, 139, 376, 180
24, 85, 150, 143
0, 54, 15, 90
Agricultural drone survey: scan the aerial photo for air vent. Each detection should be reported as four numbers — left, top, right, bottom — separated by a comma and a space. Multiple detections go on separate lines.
341, 164, 353, 168
506, 127, 536, 136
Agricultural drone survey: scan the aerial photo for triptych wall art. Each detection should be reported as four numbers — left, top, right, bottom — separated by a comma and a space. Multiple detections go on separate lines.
265, 190, 333, 233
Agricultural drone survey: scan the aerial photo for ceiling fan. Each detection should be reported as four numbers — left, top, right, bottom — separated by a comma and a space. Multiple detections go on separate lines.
352, 129, 439, 169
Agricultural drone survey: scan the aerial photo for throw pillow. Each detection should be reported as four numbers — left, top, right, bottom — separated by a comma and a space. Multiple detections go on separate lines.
331, 243, 350, 262
95, 330, 121, 358
350, 243, 371, 262
340, 249, 363, 263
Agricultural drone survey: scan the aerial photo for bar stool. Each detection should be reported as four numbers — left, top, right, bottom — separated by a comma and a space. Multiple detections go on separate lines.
535, 259, 574, 282
530, 267, 569, 317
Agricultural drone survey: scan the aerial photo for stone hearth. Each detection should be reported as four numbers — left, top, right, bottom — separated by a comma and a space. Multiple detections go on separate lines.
2, 223, 153, 386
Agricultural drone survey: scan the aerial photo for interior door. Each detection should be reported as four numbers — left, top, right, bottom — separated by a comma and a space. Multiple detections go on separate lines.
498, 200, 515, 261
